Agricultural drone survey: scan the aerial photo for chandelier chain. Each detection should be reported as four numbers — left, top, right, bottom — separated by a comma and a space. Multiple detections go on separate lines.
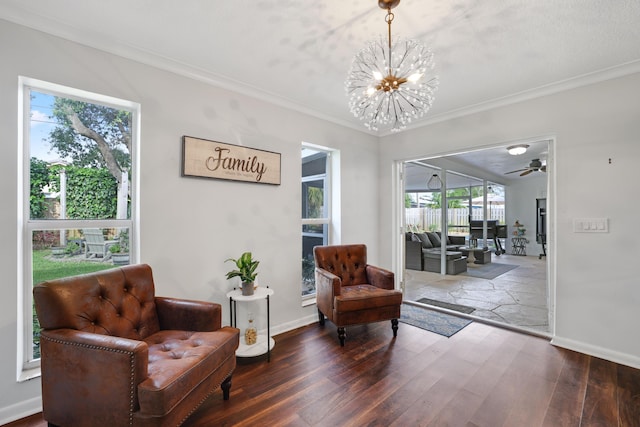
386, 9, 393, 75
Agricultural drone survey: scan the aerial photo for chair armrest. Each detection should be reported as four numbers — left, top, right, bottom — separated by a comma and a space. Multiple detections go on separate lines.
405, 240, 423, 270
155, 297, 221, 331
315, 268, 341, 296
315, 267, 341, 317
39, 329, 148, 420
366, 265, 395, 290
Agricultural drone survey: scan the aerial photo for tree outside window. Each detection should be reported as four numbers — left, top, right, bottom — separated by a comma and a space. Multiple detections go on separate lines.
22, 81, 138, 368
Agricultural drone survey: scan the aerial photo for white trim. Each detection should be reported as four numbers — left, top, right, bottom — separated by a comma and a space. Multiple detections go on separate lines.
0, 396, 42, 426
397, 136, 556, 335
301, 297, 316, 308
551, 336, 640, 370
7, 13, 640, 137
4, 15, 640, 136
270, 314, 319, 337
392, 161, 405, 291
381, 60, 640, 136
20, 77, 139, 111
17, 78, 140, 380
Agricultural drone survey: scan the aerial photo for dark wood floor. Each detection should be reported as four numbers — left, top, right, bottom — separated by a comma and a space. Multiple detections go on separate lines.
7, 318, 640, 427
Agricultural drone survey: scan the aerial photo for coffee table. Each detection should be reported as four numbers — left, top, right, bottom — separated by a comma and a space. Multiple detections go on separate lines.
459, 246, 476, 263
458, 246, 492, 264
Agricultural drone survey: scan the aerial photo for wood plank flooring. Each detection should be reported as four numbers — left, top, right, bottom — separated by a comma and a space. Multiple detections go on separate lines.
6, 319, 640, 427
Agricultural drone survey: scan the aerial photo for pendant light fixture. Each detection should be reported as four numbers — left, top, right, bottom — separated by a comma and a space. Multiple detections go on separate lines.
345, 0, 439, 132
427, 173, 442, 190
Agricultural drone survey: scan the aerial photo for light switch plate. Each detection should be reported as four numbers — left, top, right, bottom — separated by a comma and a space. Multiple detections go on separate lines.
573, 218, 608, 233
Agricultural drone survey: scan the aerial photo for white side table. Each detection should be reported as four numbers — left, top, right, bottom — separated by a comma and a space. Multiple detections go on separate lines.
226, 287, 274, 362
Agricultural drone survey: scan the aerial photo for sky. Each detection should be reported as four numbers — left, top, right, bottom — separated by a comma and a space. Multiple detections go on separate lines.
29, 91, 65, 162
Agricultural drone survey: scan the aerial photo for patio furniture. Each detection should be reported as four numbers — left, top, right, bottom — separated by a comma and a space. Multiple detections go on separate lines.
422, 249, 468, 274
314, 244, 403, 346
458, 246, 492, 264
82, 228, 118, 259
33, 264, 240, 427
405, 232, 468, 274
470, 220, 506, 255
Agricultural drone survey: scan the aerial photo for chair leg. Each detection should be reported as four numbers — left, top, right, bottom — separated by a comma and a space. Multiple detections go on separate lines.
337, 327, 346, 346
221, 375, 232, 400
317, 308, 325, 325
391, 319, 398, 337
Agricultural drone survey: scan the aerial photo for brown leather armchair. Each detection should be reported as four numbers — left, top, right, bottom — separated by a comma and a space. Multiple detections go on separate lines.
33, 264, 240, 427
314, 244, 403, 346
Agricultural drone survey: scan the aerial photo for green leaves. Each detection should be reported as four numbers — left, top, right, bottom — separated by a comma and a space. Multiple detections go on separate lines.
29, 158, 51, 219
48, 97, 131, 169
47, 166, 119, 219
225, 251, 259, 283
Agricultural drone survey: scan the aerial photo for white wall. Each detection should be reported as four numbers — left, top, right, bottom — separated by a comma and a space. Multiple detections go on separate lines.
3, 17, 640, 424
379, 71, 640, 370
505, 174, 547, 256
0, 20, 380, 423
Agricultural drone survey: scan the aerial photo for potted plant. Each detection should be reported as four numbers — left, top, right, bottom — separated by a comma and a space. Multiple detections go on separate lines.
225, 252, 259, 296
50, 245, 66, 258
109, 230, 130, 266
109, 244, 129, 265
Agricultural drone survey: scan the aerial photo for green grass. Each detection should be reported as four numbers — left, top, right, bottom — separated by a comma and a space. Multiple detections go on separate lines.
33, 249, 115, 284
31, 249, 116, 359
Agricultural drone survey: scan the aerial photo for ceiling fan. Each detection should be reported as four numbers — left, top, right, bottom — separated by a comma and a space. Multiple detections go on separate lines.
505, 158, 547, 176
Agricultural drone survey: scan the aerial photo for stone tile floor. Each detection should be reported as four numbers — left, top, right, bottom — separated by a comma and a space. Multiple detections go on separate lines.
404, 254, 549, 334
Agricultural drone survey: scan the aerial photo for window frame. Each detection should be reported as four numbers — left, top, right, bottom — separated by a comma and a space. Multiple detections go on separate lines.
301, 145, 334, 302
17, 77, 141, 380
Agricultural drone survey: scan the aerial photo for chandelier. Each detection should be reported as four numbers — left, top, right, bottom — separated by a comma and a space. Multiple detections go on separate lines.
345, 0, 439, 132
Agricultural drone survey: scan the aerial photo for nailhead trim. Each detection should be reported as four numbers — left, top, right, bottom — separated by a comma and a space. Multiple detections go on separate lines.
42, 334, 136, 426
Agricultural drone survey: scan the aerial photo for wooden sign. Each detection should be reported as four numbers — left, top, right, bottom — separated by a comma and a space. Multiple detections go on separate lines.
182, 136, 281, 185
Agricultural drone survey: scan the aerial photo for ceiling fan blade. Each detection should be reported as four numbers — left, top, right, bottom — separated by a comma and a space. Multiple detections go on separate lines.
520, 169, 533, 176
505, 168, 528, 175
540, 165, 547, 172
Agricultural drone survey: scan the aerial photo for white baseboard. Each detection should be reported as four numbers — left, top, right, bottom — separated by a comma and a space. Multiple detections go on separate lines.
0, 396, 41, 426
551, 336, 640, 370
260, 313, 319, 337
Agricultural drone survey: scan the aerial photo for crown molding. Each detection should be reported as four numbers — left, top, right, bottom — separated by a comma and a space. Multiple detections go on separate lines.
0, 15, 373, 135
3, 12, 639, 139
387, 59, 640, 136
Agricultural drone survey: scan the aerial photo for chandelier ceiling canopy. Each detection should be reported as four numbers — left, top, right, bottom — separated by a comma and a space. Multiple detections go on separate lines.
345, 0, 439, 132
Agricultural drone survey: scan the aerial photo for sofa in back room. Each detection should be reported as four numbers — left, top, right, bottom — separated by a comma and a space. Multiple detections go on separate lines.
405, 231, 468, 274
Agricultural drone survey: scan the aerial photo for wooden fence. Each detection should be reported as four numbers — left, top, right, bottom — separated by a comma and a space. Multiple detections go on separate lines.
406, 207, 505, 235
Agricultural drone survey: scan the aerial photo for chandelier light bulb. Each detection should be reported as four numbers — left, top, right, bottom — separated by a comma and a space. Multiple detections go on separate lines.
407, 72, 423, 83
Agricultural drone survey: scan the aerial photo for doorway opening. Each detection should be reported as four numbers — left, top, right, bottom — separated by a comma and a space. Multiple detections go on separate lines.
400, 139, 552, 336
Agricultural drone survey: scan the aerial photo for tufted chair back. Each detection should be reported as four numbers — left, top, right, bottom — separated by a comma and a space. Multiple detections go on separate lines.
34, 264, 160, 340
313, 244, 402, 346
313, 244, 368, 287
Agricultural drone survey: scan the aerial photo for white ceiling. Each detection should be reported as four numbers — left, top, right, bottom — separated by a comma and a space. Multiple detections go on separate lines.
405, 138, 550, 190
1, 0, 639, 177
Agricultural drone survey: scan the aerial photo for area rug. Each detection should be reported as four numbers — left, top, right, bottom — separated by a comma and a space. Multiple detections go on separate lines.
416, 297, 475, 314
400, 303, 472, 337
461, 262, 518, 280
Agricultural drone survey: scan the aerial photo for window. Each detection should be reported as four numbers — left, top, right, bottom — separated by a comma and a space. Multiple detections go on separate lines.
301, 146, 332, 298
18, 78, 139, 378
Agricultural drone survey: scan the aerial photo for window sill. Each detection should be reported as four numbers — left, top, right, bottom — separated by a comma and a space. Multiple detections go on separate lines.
302, 296, 316, 307
18, 366, 41, 383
